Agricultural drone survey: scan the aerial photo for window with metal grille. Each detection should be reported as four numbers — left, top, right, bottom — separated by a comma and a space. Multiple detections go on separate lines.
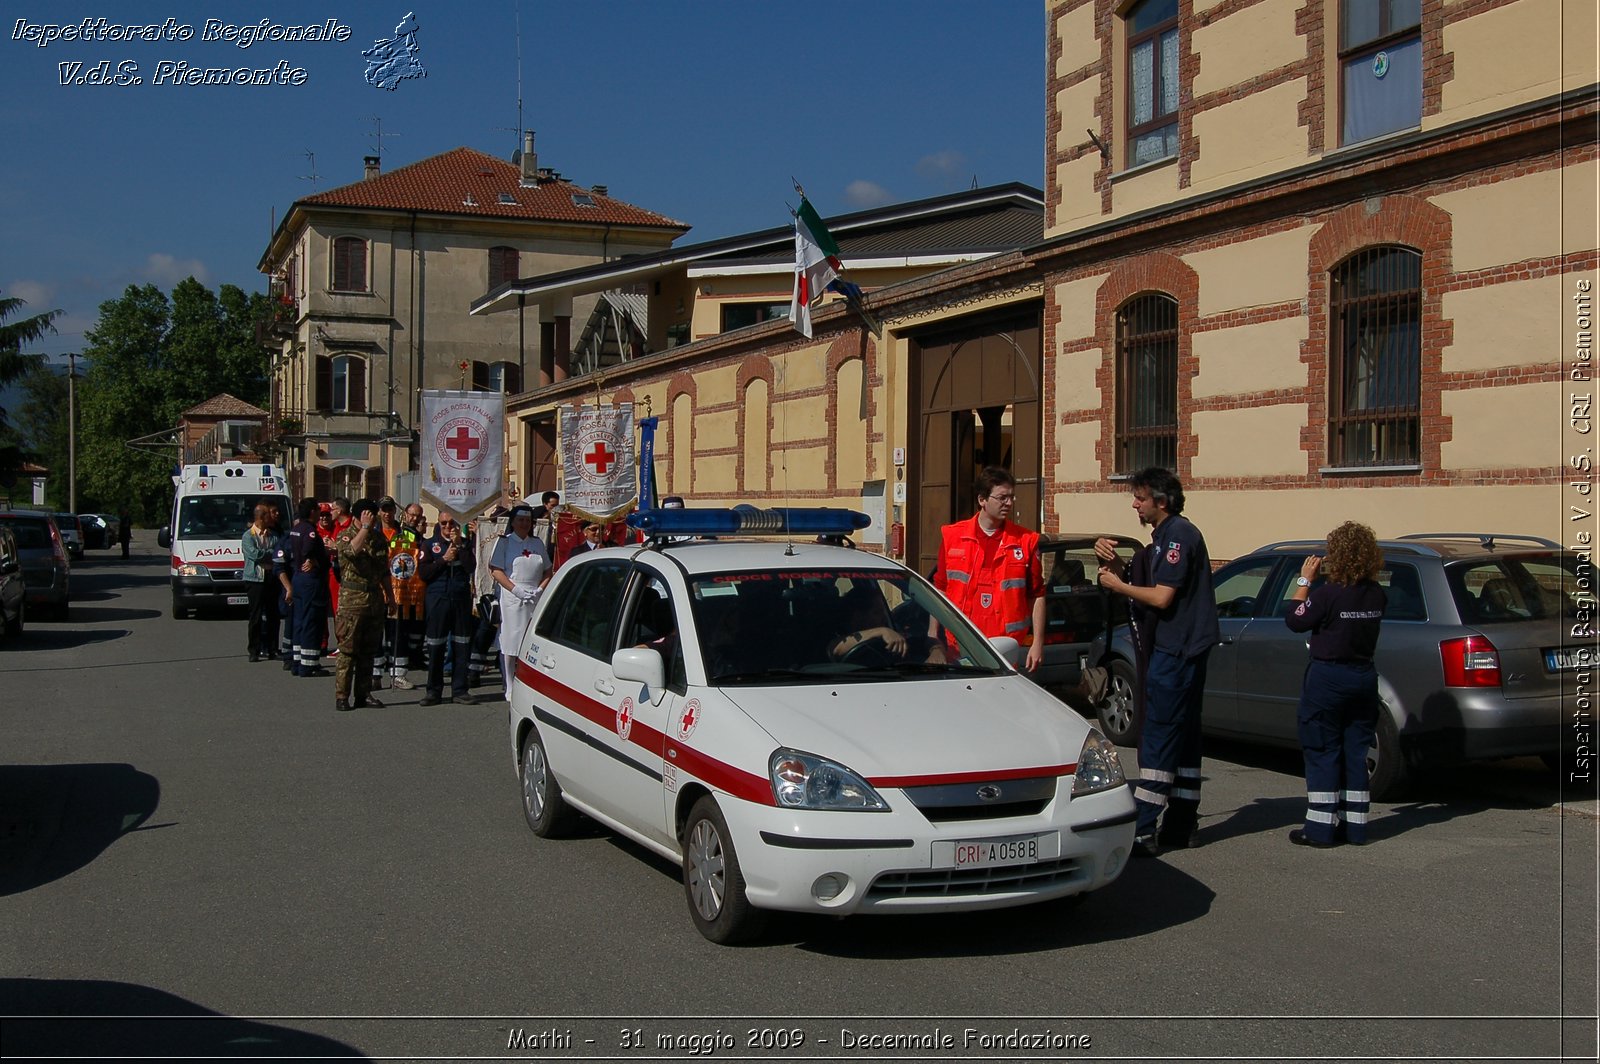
1339, 0, 1422, 145
331, 236, 368, 292
488, 246, 519, 289
1125, 0, 1179, 167
1328, 245, 1421, 467
1114, 293, 1179, 474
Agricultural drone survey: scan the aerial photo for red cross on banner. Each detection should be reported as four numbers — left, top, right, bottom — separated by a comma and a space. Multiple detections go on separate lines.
445, 426, 481, 462
585, 441, 616, 475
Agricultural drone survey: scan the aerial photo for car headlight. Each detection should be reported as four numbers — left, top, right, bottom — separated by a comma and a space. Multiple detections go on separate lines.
769, 749, 889, 811
1072, 728, 1126, 796
177, 563, 205, 577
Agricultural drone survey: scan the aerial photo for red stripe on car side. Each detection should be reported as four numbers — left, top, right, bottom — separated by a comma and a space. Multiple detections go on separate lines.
517, 660, 773, 806
868, 763, 1076, 788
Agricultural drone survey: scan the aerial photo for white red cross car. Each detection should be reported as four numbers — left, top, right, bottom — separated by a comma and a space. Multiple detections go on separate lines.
506, 506, 1136, 944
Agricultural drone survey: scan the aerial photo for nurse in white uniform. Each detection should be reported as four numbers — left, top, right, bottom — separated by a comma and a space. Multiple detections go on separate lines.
489, 505, 549, 695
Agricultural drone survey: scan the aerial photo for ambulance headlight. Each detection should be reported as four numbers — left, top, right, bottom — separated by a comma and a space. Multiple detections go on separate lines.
1072, 729, 1126, 796
177, 563, 205, 577
770, 749, 888, 811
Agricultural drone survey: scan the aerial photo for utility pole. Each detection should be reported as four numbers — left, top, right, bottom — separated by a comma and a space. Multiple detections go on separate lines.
67, 353, 77, 513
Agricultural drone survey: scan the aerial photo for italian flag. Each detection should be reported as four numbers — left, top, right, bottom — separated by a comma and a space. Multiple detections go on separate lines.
790, 198, 845, 339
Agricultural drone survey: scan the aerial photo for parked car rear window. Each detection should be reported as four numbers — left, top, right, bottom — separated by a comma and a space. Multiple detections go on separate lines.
0, 517, 50, 549
1447, 554, 1592, 626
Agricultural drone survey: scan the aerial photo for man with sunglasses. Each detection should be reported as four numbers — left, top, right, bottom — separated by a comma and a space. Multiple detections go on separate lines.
930, 465, 1045, 672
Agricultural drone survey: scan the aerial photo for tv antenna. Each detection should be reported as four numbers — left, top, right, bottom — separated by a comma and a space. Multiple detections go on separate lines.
494, 3, 526, 158
298, 149, 320, 189
368, 115, 401, 158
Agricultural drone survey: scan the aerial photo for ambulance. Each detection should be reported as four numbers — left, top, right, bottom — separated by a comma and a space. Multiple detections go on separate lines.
157, 462, 293, 619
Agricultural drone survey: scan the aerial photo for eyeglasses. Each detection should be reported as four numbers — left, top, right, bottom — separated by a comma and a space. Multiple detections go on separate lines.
985, 493, 1016, 504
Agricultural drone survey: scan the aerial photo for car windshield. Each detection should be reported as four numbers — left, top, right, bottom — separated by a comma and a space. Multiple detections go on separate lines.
177, 495, 279, 539
689, 567, 1010, 684
1448, 553, 1594, 626
0, 518, 50, 550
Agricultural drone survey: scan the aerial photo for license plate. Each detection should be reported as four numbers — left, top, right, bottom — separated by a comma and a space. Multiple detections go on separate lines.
933, 831, 1061, 870
1544, 646, 1594, 672
226, 595, 249, 606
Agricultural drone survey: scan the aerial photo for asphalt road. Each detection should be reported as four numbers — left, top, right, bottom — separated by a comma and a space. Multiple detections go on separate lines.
1, 538, 1595, 1062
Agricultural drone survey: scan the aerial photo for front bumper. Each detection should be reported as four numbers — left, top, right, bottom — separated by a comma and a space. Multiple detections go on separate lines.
717, 779, 1136, 916
172, 572, 252, 607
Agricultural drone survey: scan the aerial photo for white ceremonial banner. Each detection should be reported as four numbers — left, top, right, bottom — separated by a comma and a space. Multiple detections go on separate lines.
420, 389, 504, 518
559, 403, 637, 522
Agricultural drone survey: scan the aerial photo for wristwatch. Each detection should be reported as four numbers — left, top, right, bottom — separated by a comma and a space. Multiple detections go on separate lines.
1295, 576, 1311, 587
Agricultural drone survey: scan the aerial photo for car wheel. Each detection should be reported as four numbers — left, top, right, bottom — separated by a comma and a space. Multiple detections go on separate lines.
520, 727, 577, 837
49, 602, 68, 622
172, 598, 189, 620
3, 603, 20, 639
1366, 707, 1408, 802
682, 795, 766, 945
1095, 657, 1140, 747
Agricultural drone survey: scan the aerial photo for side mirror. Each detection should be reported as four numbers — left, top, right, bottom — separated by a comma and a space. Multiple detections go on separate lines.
612, 647, 666, 706
157, 527, 171, 549
989, 635, 1023, 668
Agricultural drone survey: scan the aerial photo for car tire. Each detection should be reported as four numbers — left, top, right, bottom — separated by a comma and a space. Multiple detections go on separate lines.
172, 598, 189, 620
1366, 706, 1408, 802
1095, 657, 1141, 748
49, 602, 68, 622
682, 795, 766, 945
3, 603, 21, 639
520, 727, 577, 838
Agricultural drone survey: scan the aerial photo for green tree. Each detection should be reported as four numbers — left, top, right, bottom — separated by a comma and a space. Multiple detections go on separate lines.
0, 292, 62, 487
13, 362, 71, 510
77, 280, 271, 524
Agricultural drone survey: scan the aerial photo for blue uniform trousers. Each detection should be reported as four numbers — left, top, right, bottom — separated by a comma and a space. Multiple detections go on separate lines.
425, 591, 474, 698
1297, 660, 1379, 843
1134, 648, 1209, 839
290, 572, 326, 674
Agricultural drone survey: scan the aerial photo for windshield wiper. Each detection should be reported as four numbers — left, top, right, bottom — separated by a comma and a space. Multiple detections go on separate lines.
711, 668, 821, 684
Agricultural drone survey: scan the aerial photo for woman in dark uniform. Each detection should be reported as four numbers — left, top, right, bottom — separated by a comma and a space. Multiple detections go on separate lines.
1285, 521, 1387, 848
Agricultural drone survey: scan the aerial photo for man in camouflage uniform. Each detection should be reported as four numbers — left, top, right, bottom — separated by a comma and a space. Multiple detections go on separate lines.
334, 499, 395, 712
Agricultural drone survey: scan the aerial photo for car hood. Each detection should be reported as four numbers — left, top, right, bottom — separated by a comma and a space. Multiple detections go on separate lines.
721, 677, 1089, 782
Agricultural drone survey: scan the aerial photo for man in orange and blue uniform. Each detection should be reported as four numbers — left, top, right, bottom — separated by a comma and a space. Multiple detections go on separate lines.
930, 465, 1045, 673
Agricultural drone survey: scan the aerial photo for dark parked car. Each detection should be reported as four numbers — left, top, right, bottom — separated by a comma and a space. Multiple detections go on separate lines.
0, 510, 70, 621
1028, 533, 1143, 695
79, 513, 116, 550
1091, 534, 1593, 798
0, 524, 25, 638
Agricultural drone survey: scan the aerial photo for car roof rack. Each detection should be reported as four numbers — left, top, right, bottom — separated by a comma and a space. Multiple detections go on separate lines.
1395, 533, 1561, 551
627, 505, 870, 545
1255, 539, 1442, 558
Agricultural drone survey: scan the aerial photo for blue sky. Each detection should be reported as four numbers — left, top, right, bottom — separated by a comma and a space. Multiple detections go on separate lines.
1, 2, 1044, 363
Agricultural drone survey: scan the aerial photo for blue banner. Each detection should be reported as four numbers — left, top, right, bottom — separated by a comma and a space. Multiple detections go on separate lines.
638, 416, 658, 511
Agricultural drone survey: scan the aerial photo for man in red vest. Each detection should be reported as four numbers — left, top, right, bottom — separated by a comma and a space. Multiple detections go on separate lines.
931, 465, 1045, 671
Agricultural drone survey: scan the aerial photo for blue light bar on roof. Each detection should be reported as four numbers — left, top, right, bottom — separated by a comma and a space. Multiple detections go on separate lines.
627, 505, 871, 538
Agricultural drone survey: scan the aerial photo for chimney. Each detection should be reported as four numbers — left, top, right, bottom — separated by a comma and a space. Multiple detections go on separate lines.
591, 185, 607, 197
519, 130, 537, 188
363, 155, 381, 180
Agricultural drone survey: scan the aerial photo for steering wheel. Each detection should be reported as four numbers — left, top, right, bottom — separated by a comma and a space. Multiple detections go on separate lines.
840, 634, 896, 667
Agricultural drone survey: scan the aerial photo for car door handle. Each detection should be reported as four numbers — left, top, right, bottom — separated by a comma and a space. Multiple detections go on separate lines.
594, 678, 615, 697
1219, 637, 1235, 645
540, 655, 556, 669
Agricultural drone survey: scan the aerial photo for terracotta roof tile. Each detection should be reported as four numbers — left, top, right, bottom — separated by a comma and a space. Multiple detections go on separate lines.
182, 393, 269, 419
297, 147, 689, 231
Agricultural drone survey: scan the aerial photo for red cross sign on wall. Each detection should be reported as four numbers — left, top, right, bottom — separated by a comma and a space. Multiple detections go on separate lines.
444, 426, 481, 462
584, 440, 616, 475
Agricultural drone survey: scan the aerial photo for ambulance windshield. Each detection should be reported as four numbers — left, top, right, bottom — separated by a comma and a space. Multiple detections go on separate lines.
177, 495, 281, 539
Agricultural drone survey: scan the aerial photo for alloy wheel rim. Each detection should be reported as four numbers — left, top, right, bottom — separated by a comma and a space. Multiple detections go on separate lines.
523, 742, 546, 819
687, 818, 726, 920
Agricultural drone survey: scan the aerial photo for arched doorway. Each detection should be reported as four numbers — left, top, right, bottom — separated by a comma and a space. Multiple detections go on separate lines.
908, 307, 1042, 578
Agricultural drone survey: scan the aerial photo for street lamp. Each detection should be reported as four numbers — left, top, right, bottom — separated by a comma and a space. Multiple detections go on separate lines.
67, 352, 77, 513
